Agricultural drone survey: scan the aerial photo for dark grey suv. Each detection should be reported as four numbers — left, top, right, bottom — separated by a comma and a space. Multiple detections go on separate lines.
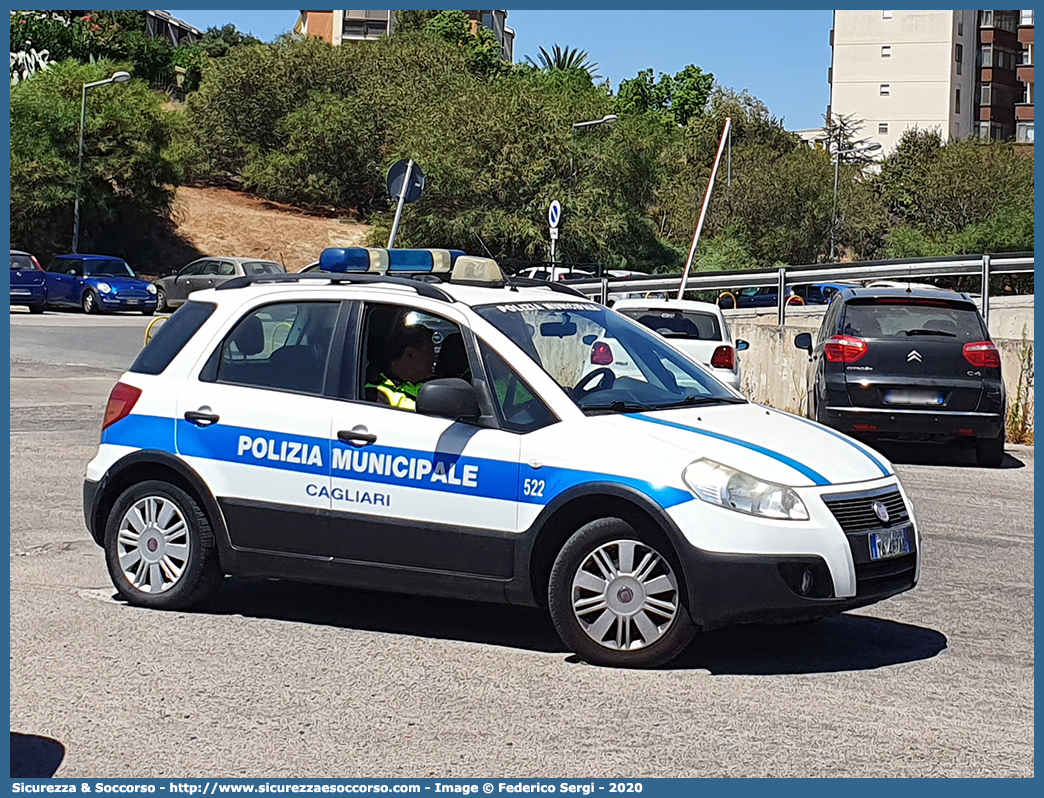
795, 287, 1006, 466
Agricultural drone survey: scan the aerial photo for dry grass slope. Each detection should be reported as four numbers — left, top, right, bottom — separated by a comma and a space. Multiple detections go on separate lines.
171, 186, 371, 273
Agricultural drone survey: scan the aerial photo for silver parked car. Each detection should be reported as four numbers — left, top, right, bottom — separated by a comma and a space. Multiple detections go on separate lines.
154, 257, 285, 312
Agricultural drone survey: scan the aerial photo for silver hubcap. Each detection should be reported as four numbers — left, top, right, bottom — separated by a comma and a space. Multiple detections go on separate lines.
117, 496, 189, 594
84, 294, 93, 311
571, 539, 679, 651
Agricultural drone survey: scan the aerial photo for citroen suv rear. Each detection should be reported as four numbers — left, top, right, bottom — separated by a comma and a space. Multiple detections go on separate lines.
795, 288, 1006, 466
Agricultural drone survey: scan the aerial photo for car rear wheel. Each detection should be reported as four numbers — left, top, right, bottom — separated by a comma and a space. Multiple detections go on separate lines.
104, 480, 222, 610
28, 303, 45, 314
548, 518, 695, 668
976, 431, 1005, 468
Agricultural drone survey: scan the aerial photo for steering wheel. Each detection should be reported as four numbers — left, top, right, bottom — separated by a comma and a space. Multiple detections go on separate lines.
571, 368, 616, 398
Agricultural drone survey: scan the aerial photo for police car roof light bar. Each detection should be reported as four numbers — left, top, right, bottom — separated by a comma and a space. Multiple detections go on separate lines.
214, 272, 453, 302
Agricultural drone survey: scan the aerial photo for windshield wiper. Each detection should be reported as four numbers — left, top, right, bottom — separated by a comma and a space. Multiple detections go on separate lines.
904, 329, 957, 337
580, 401, 651, 415
655, 395, 747, 409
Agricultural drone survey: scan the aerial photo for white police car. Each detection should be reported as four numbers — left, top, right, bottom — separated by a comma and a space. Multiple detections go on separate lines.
84, 249, 919, 668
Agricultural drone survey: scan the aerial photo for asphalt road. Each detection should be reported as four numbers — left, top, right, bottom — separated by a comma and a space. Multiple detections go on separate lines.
8, 311, 1035, 778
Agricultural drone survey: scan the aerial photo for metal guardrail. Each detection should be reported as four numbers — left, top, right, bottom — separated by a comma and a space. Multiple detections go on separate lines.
565, 253, 1034, 328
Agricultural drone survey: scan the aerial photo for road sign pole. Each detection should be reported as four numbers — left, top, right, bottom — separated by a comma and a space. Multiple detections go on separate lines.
386, 158, 414, 249
548, 200, 562, 268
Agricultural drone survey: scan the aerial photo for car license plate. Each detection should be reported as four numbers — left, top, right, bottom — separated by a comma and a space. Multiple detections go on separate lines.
884, 389, 943, 405
869, 527, 911, 560
10, 289, 30, 296
126, 299, 140, 305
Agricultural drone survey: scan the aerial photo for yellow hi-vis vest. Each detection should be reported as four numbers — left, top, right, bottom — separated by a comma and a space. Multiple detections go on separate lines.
368, 375, 423, 410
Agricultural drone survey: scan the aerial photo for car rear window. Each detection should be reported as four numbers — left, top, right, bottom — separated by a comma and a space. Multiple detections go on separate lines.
618, 308, 722, 340
10, 254, 33, 270
841, 300, 985, 342
129, 301, 217, 375
243, 261, 284, 275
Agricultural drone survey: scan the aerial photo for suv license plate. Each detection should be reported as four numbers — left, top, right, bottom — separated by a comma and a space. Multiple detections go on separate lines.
869, 527, 911, 560
885, 389, 943, 405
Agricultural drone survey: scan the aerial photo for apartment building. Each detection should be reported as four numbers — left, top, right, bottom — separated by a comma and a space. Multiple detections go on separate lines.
1015, 9, 1034, 142
296, 10, 514, 61
829, 10, 978, 154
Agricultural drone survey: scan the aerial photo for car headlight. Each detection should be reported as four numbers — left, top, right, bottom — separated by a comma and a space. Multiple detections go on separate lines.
146, 283, 157, 295
96, 282, 112, 294
682, 459, 809, 521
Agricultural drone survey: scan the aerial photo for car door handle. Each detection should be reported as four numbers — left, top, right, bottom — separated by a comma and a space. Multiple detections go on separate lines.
338, 429, 377, 445
184, 410, 220, 427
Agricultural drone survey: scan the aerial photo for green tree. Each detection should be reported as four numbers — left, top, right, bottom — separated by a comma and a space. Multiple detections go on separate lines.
423, 10, 506, 78
199, 23, 262, 57
10, 59, 179, 262
617, 65, 713, 126
393, 10, 441, 34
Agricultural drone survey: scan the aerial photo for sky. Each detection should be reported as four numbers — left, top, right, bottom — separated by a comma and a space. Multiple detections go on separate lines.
166, 9, 834, 131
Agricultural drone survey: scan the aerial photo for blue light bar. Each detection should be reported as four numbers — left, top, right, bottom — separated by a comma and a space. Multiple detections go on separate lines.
319, 248, 372, 272
387, 249, 435, 273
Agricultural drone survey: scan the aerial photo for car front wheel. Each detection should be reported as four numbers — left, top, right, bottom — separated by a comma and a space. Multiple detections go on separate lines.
155, 288, 168, 312
104, 480, 222, 610
548, 518, 695, 668
81, 289, 100, 314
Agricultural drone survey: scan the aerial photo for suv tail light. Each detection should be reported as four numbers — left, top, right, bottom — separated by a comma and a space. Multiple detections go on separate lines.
102, 382, 142, 430
590, 341, 614, 365
824, 335, 868, 363
963, 340, 1001, 369
710, 345, 735, 370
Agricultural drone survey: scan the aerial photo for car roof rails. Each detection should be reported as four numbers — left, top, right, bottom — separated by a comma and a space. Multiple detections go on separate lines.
215, 272, 453, 302
506, 276, 589, 299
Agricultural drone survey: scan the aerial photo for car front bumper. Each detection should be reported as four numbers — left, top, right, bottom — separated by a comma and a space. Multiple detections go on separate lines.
99, 295, 157, 310
667, 476, 919, 630
822, 406, 1004, 442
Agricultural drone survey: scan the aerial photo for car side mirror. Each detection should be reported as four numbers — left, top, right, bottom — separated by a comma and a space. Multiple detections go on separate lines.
736, 339, 750, 351
416, 378, 480, 421
794, 332, 813, 354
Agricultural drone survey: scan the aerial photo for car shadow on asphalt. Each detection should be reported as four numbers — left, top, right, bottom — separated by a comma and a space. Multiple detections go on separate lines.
10, 732, 66, 778
197, 581, 946, 674
206, 579, 568, 654
670, 614, 948, 675
868, 441, 1025, 469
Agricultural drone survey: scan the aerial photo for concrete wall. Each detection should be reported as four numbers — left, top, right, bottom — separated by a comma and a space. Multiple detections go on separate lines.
732, 319, 1034, 434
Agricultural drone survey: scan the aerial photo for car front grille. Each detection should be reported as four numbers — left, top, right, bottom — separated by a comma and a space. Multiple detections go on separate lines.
822, 487, 916, 598
822, 489, 908, 533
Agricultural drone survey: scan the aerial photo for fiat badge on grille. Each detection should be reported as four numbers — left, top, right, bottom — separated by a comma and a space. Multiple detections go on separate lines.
872, 500, 890, 523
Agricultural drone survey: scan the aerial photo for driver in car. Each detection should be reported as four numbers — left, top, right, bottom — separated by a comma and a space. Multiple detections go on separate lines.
366, 324, 437, 411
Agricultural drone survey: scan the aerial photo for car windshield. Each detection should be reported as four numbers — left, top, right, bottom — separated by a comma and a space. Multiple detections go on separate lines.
841, 300, 985, 341
86, 259, 135, 277
616, 307, 722, 340
10, 254, 33, 270
474, 301, 742, 414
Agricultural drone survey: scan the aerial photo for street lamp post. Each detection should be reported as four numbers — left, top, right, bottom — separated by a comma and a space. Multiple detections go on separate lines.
560, 114, 617, 270
72, 70, 131, 254
828, 130, 881, 261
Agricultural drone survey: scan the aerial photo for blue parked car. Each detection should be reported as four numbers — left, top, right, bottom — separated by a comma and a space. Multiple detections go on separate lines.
44, 254, 158, 315
10, 250, 47, 313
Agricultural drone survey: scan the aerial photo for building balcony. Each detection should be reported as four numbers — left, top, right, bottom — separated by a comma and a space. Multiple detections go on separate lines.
1016, 104, 1034, 121
1017, 64, 1034, 83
